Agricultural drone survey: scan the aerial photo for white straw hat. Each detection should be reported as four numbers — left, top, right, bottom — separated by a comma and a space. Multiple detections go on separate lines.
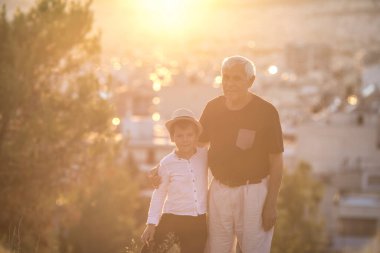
165, 108, 202, 134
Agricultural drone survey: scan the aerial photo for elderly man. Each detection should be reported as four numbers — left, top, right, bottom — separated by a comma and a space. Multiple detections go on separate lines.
150, 55, 283, 253
200, 55, 283, 253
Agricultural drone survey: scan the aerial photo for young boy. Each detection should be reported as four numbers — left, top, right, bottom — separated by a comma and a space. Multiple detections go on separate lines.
141, 108, 208, 253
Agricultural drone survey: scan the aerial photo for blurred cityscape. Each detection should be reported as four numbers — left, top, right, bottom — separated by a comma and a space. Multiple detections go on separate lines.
2, 0, 380, 252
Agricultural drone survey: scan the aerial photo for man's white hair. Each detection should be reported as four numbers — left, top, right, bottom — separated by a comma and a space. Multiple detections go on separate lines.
221, 55, 256, 79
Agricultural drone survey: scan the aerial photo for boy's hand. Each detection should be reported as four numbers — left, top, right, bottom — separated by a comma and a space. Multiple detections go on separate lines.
141, 224, 156, 246
148, 165, 161, 189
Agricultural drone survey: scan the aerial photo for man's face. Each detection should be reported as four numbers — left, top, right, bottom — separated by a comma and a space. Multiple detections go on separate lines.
172, 125, 198, 154
222, 65, 251, 103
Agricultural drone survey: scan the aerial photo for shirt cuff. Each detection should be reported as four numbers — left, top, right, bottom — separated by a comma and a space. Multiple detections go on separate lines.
147, 216, 159, 225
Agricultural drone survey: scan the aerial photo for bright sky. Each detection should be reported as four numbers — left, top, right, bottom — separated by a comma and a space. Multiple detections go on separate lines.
132, 0, 205, 32
94, 0, 217, 44
3, 0, 379, 58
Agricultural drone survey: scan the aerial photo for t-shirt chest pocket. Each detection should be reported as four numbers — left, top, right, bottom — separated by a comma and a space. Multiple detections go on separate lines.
235, 129, 256, 150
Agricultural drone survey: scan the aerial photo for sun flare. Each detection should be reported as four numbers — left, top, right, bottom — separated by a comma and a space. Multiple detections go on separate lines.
133, 0, 204, 33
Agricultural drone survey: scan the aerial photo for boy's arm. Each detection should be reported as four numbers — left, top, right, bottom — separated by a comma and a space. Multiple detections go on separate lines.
141, 224, 156, 246
146, 165, 169, 225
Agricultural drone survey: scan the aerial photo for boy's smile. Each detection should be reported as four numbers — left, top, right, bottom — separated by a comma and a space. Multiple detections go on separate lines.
172, 125, 198, 159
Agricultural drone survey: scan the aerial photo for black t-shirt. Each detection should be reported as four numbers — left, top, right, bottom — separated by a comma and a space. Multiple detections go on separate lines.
199, 94, 284, 185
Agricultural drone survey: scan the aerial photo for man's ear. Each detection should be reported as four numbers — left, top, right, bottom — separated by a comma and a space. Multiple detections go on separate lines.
248, 75, 255, 87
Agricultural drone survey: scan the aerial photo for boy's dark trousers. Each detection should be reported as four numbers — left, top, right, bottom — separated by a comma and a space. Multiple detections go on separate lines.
141, 213, 207, 253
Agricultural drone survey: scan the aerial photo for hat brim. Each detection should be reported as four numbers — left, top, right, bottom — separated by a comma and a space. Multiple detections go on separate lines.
165, 116, 203, 134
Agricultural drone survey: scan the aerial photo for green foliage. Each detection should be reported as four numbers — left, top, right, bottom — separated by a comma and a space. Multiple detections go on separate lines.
271, 162, 327, 253
0, 1, 140, 252
67, 168, 140, 253
125, 234, 181, 253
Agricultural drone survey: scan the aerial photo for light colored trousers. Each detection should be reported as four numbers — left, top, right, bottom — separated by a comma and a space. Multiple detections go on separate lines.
207, 178, 274, 253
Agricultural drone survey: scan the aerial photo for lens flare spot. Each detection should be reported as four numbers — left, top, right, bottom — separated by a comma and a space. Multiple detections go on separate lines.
152, 97, 161, 105
152, 112, 160, 122
347, 95, 358, 105
152, 82, 162, 91
112, 117, 121, 126
268, 65, 278, 75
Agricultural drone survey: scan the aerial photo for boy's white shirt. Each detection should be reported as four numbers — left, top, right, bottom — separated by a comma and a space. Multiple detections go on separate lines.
147, 147, 208, 225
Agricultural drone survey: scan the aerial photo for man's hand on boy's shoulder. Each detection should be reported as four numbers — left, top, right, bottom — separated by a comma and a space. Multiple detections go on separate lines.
197, 141, 210, 148
147, 165, 161, 189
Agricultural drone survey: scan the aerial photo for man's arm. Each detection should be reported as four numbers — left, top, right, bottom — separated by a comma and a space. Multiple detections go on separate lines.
262, 152, 283, 231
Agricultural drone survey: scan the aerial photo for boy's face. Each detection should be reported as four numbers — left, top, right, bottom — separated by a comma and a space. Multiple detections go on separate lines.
172, 124, 198, 154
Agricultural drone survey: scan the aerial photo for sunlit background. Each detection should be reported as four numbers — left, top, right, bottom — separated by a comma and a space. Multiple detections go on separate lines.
1, 0, 380, 253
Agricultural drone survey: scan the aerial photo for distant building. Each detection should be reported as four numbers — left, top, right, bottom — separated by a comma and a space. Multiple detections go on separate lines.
333, 194, 380, 252
360, 49, 380, 117
321, 169, 380, 253
296, 90, 380, 252
119, 74, 220, 173
285, 43, 332, 76
295, 111, 380, 173
115, 85, 172, 172
361, 50, 380, 90
122, 115, 174, 172
157, 74, 221, 120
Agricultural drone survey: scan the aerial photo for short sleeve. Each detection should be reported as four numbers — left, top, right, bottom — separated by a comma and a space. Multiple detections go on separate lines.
199, 103, 211, 143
